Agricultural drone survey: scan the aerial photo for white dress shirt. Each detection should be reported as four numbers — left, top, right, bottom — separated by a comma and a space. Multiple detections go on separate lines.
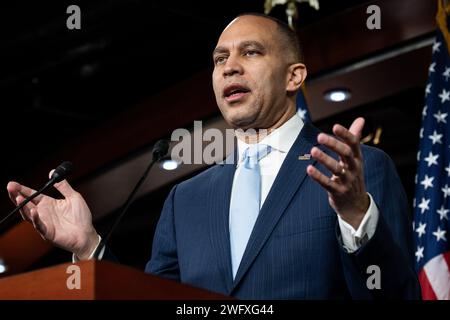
231, 111, 379, 253
72, 235, 104, 262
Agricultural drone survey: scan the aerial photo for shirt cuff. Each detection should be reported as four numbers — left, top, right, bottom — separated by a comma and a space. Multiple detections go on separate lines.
337, 193, 379, 253
72, 234, 105, 262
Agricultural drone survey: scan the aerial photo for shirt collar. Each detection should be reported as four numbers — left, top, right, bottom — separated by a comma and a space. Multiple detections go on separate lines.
235, 111, 304, 164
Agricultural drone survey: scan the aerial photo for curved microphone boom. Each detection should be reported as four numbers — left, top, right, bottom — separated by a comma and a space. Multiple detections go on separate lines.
92, 139, 169, 259
0, 161, 73, 226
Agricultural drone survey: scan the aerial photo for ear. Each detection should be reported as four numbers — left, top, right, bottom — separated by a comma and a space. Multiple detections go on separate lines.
286, 63, 307, 93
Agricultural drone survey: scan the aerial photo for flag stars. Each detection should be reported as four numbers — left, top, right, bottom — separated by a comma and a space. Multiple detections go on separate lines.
424, 151, 439, 167
298, 109, 307, 121
438, 89, 450, 103
420, 175, 434, 190
425, 84, 431, 97
429, 62, 436, 73
443, 67, 450, 81
422, 106, 428, 118
415, 246, 424, 262
415, 44, 450, 269
437, 206, 449, 221
428, 130, 443, 144
432, 226, 447, 242
415, 222, 427, 238
445, 163, 450, 177
441, 184, 450, 198
418, 197, 430, 214
433, 41, 442, 53
434, 110, 448, 123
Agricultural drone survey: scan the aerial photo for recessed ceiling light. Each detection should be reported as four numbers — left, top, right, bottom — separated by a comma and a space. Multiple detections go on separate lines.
0, 259, 7, 274
324, 89, 352, 102
160, 158, 179, 171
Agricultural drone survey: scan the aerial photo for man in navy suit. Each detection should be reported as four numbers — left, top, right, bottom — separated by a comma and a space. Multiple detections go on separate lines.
7, 13, 420, 299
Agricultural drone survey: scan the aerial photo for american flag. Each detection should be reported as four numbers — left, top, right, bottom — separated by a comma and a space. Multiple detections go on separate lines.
413, 2, 450, 300
297, 85, 311, 122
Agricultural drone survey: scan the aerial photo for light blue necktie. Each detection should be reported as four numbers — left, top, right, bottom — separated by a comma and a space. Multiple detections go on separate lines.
229, 144, 272, 279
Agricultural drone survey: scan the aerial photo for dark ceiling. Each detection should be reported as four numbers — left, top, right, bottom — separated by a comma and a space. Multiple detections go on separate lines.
0, 0, 369, 183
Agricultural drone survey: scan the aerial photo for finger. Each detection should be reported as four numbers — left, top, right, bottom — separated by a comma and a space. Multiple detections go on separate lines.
348, 117, 365, 140
7, 182, 18, 205
307, 165, 343, 194
7, 181, 44, 204
49, 170, 76, 198
15, 194, 36, 222
332, 124, 362, 158
311, 147, 346, 177
30, 208, 48, 237
317, 133, 357, 169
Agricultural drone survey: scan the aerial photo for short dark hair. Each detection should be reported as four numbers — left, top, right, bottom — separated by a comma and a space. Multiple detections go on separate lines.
236, 12, 303, 63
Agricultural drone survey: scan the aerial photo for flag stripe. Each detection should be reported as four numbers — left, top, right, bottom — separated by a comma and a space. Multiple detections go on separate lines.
419, 268, 438, 300
444, 250, 450, 266
423, 252, 450, 299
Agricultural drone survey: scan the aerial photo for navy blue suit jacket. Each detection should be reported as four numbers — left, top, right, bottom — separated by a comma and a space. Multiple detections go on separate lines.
145, 123, 421, 299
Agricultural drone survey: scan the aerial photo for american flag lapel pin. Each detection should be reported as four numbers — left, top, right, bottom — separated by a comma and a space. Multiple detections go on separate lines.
298, 154, 311, 160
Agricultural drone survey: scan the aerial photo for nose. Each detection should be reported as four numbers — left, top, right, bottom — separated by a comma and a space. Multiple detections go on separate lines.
223, 55, 243, 77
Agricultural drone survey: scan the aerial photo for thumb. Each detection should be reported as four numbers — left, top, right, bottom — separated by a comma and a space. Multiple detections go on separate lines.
49, 169, 76, 198
349, 117, 365, 140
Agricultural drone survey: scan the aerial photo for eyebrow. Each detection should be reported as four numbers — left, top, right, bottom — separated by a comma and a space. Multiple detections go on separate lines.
212, 40, 267, 58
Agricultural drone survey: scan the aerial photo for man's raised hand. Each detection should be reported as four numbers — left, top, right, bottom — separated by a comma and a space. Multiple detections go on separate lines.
307, 117, 370, 229
6, 170, 99, 260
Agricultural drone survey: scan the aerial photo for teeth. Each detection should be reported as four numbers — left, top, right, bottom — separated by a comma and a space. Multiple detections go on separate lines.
225, 87, 248, 97
229, 89, 244, 95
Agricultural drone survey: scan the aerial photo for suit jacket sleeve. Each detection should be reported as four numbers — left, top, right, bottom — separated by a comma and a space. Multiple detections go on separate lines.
338, 147, 421, 299
144, 184, 181, 282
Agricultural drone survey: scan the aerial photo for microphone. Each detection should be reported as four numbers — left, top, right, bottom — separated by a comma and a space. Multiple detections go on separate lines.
92, 139, 169, 259
50, 161, 73, 183
152, 139, 170, 160
0, 161, 73, 226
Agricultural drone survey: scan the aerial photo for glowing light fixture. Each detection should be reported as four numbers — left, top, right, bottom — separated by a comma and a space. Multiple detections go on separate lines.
324, 89, 352, 102
160, 159, 179, 171
0, 259, 7, 274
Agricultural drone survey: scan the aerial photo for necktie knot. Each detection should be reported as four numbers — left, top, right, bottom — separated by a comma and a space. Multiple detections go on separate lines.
243, 144, 272, 169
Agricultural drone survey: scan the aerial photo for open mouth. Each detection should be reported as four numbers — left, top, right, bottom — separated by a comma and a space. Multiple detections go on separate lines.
223, 84, 250, 103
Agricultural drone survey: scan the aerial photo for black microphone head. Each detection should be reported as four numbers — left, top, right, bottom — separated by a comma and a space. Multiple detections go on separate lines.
152, 139, 169, 161
51, 161, 73, 183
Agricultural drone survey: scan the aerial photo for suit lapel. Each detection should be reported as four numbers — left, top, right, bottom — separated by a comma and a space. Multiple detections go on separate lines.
232, 122, 320, 289
207, 149, 237, 294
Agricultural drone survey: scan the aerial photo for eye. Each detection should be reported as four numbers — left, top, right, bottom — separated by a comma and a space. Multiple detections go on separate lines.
214, 56, 227, 65
245, 50, 260, 57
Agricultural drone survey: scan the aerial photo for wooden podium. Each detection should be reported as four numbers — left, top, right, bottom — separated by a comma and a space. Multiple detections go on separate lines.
0, 260, 230, 300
